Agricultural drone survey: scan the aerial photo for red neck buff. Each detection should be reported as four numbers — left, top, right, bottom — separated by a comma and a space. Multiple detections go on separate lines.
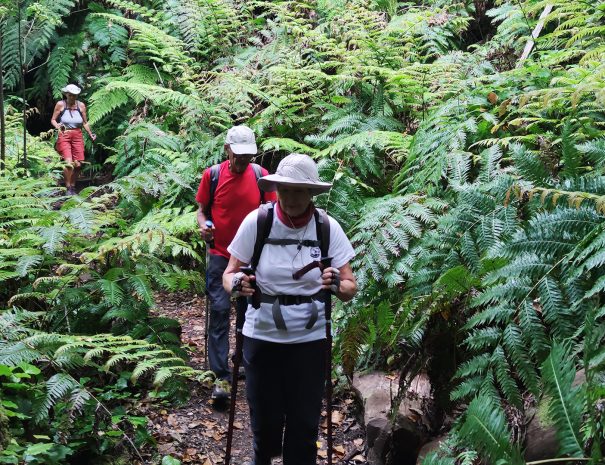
276, 201, 315, 229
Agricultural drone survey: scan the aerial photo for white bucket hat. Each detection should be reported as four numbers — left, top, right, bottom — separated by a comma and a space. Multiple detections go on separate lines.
61, 84, 81, 95
225, 125, 258, 155
258, 153, 332, 195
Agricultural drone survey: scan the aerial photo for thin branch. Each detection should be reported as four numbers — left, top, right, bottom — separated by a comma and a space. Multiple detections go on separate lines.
517, 4, 553, 65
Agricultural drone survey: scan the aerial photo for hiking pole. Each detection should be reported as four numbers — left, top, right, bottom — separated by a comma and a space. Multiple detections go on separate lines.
204, 220, 214, 370
321, 256, 334, 465
225, 266, 253, 465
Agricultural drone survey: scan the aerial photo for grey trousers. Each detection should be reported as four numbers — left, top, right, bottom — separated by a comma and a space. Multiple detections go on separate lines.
206, 253, 246, 381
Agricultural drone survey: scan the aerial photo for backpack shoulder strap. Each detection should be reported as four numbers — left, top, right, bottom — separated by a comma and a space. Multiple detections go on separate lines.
251, 202, 275, 269
251, 163, 265, 204
314, 208, 330, 259
204, 164, 221, 219
58, 100, 67, 120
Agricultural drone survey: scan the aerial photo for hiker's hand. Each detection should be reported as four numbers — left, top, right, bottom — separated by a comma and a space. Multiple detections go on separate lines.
232, 271, 255, 297
90, 133, 97, 141
321, 267, 340, 294
58, 124, 66, 133
200, 222, 214, 242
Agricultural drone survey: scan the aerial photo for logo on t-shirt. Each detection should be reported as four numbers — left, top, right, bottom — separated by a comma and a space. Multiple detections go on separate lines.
310, 247, 321, 259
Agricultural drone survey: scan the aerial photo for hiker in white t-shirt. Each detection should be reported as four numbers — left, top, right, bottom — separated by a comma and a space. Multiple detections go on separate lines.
223, 153, 357, 465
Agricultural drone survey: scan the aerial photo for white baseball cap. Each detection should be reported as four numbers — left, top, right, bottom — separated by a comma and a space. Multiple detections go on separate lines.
225, 125, 258, 155
258, 153, 332, 195
61, 84, 81, 95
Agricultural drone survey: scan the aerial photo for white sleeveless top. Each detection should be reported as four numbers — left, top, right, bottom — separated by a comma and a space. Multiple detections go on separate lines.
59, 102, 84, 128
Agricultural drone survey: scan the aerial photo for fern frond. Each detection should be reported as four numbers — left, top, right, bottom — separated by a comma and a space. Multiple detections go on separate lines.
35, 373, 79, 424
541, 342, 584, 457
458, 395, 524, 465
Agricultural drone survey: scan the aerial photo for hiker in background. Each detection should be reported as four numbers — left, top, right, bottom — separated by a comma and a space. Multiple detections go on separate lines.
196, 125, 276, 403
50, 84, 96, 195
223, 153, 357, 465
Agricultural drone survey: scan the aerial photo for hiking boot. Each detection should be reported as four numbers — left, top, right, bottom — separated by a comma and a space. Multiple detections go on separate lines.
66, 187, 76, 196
211, 379, 231, 402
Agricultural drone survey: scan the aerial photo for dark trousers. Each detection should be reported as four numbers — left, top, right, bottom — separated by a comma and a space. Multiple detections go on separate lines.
206, 253, 247, 381
243, 337, 327, 465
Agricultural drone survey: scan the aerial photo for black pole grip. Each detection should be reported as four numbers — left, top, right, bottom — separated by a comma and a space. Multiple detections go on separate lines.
240, 266, 260, 309
205, 220, 215, 249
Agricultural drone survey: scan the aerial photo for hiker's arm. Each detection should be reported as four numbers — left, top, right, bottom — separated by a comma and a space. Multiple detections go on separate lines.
50, 102, 64, 131
223, 256, 255, 297
197, 205, 214, 242
79, 103, 96, 140
321, 263, 356, 302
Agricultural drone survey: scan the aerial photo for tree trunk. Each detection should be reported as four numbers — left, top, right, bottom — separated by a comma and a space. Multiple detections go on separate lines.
0, 20, 5, 172
17, 0, 26, 170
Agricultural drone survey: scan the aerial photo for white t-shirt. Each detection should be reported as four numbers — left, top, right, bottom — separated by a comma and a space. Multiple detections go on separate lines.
228, 208, 355, 343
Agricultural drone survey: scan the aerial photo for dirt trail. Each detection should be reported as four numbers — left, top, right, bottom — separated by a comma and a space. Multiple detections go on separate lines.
147, 291, 367, 465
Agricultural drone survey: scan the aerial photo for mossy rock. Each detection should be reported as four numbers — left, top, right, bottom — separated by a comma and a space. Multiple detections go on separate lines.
0, 409, 10, 450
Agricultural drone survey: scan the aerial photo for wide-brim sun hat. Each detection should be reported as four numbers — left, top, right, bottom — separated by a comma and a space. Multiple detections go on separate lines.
258, 153, 332, 195
61, 84, 81, 95
225, 125, 258, 155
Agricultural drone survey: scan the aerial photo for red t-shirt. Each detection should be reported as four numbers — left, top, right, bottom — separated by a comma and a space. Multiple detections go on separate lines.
196, 161, 277, 258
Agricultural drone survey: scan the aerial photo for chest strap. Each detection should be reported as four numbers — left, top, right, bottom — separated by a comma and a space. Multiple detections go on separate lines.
265, 238, 320, 247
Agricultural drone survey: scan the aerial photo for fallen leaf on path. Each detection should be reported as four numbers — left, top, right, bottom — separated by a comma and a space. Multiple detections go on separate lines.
317, 450, 327, 458
334, 445, 346, 456
354, 438, 363, 447
353, 454, 366, 462
182, 448, 200, 463
233, 421, 244, 430
331, 410, 344, 425
158, 442, 177, 455
167, 414, 179, 427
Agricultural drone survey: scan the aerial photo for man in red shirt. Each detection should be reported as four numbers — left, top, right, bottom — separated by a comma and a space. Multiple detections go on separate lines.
196, 125, 276, 402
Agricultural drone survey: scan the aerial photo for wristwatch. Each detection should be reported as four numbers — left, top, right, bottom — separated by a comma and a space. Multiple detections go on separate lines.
231, 272, 245, 295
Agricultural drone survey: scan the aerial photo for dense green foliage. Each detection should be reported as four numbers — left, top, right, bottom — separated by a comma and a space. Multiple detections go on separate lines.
1, 0, 604, 463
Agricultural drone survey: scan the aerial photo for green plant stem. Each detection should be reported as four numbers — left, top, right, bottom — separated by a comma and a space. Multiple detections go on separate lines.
526, 458, 590, 465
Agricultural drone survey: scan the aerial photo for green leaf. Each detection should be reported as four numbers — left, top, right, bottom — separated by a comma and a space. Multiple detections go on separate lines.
0, 365, 12, 377
540, 342, 583, 457
162, 456, 182, 465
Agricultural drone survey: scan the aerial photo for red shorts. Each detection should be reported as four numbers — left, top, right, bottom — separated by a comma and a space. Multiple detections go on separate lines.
56, 129, 85, 161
